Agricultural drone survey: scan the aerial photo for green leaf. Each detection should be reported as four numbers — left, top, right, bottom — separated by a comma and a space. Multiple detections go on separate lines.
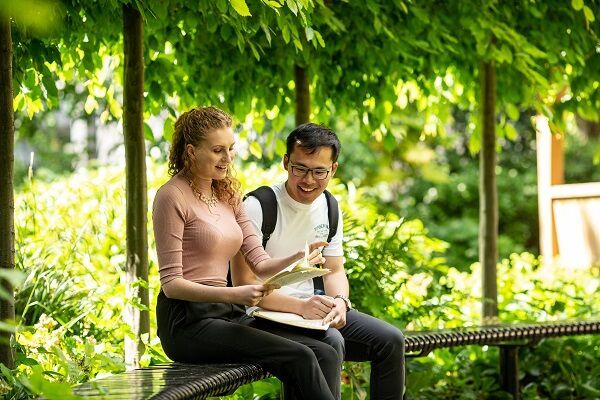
217, 0, 228, 13
468, 128, 482, 154
42, 75, 58, 99
572, 0, 584, 11
275, 138, 286, 156
282, 26, 291, 43
383, 132, 396, 152
163, 118, 174, 142
293, 38, 303, 50
286, 0, 299, 15
583, 6, 595, 22
0, 268, 27, 286
264, 0, 283, 8
505, 123, 518, 141
0, 320, 16, 332
249, 142, 263, 158
253, 117, 265, 133
144, 123, 154, 142
261, 23, 272, 45
506, 104, 520, 121
314, 30, 325, 47
13, 92, 24, 112
230, 0, 251, 16
249, 42, 261, 60
20, 365, 81, 400
305, 27, 314, 41
84, 95, 97, 115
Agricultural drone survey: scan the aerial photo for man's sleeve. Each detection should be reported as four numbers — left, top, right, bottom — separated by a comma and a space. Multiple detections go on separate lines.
322, 203, 344, 257
243, 195, 264, 241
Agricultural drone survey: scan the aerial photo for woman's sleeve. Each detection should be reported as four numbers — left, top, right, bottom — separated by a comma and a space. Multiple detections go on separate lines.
153, 185, 187, 285
235, 204, 270, 269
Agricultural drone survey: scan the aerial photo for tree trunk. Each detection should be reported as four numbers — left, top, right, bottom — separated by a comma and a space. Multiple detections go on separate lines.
0, 16, 15, 369
576, 116, 600, 139
123, 4, 149, 370
86, 116, 98, 161
294, 65, 310, 126
480, 59, 498, 321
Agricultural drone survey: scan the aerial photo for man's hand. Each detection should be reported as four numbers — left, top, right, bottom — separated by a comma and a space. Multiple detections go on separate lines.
298, 295, 335, 319
305, 241, 328, 266
323, 298, 348, 329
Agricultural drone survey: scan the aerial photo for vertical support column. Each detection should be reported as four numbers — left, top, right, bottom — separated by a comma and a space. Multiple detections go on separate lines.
535, 115, 564, 262
499, 345, 520, 399
294, 65, 310, 126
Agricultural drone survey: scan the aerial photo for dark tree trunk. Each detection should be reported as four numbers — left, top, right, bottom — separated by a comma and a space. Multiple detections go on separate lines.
294, 65, 310, 126
123, 4, 149, 369
576, 116, 600, 139
0, 16, 15, 369
86, 116, 98, 161
480, 59, 498, 321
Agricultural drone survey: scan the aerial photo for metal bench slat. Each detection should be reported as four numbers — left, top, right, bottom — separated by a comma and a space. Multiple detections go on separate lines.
75, 319, 600, 399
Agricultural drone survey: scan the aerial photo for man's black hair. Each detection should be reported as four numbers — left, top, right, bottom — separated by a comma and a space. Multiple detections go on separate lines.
285, 123, 341, 162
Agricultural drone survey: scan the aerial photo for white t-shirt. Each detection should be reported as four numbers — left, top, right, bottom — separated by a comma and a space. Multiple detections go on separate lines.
243, 182, 344, 299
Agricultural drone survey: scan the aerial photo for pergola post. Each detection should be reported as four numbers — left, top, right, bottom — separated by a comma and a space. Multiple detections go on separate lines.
535, 115, 564, 261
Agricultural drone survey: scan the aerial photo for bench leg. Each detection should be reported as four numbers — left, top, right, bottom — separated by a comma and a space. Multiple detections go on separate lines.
499, 345, 520, 399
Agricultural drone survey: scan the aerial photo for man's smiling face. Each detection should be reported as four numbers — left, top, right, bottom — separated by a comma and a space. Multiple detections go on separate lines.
283, 145, 338, 204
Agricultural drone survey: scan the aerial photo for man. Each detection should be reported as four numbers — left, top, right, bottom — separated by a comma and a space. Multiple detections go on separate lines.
231, 123, 405, 400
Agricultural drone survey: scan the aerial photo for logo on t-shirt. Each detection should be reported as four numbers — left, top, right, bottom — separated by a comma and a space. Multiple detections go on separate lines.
314, 223, 329, 239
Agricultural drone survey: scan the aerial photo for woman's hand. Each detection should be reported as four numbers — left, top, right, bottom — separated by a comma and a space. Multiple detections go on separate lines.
231, 285, 273, 306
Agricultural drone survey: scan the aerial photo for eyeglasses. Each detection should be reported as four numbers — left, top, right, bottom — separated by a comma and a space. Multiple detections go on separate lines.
289, 162, 332, 180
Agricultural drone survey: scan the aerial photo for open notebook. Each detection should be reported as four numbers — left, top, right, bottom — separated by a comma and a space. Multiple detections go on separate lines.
263, 242, 330, 287
252, 309, 329, 331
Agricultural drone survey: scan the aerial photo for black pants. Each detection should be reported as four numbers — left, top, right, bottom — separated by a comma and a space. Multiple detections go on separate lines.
341, 310, 405, 400
250, 319, 345, 399
156, 292, 335, 400
257, 310, 405, 400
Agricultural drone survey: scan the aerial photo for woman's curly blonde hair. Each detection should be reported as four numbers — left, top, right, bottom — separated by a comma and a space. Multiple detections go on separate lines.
168, 106, 242, 208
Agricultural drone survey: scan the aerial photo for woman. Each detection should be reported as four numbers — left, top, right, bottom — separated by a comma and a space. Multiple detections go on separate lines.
153, 106, 335, 399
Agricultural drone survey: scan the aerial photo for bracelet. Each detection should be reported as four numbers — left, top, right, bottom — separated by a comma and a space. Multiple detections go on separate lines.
334, 294, 352, 311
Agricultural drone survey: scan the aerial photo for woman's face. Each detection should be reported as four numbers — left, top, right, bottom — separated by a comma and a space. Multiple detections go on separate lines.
187, 127, 236, 181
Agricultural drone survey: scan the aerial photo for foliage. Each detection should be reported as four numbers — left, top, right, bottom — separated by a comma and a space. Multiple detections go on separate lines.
3, 161, 599, 399
9, 0, 600, 162
347, 207, 600, 399
7, 0, 322, 126
2, 163, 169, 398
388, 126, 539, 271
358, 111, 600, 272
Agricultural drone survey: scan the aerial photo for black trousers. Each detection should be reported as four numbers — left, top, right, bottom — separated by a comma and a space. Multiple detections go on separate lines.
156, 292, 335, 400
250, 319, 345, 400
257, 310, 405, 400
341, 310, 405, 400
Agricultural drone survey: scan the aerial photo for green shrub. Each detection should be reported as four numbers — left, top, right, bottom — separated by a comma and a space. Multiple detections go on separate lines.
5, 161, 598, 400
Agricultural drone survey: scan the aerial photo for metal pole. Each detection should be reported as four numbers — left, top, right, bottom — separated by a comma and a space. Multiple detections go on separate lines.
499, 345, 520, 399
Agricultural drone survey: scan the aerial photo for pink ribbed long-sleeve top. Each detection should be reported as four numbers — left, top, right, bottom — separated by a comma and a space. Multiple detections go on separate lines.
152, 175, 269, 287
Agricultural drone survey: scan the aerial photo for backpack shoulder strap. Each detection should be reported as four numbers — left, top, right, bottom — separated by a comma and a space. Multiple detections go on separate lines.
313, 190, 339, 295
324, 190, 339, 243
245, 186, 278, 248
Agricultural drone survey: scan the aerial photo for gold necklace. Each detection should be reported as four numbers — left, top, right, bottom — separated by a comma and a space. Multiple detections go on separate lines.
188, 179, 218, 208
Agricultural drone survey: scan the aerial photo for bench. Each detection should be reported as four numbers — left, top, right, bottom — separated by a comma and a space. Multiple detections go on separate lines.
74, 319, 600, 399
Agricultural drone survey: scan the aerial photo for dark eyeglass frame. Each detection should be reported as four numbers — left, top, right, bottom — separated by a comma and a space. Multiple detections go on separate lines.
289, 162, 332, 180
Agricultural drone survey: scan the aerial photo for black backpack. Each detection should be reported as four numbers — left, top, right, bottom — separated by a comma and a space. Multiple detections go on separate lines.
244, 186, 339, 294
